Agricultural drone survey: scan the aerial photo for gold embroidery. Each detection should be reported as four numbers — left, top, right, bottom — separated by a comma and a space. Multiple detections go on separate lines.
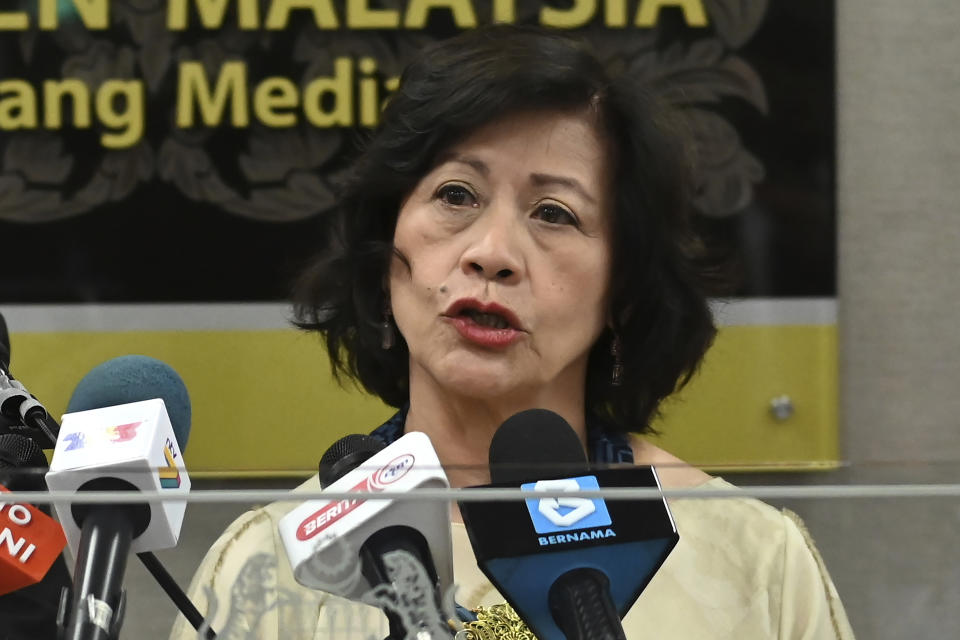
457, 603, 538, 640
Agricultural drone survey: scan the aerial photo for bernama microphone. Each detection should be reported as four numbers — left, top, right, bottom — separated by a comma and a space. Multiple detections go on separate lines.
45, 357, 192, 640
279, 431, 454, 639
459, 409, 680, 640
0, 434, 68, 597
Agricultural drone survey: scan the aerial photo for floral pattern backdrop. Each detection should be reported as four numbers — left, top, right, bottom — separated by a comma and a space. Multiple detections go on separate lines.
0, 0, 834, 301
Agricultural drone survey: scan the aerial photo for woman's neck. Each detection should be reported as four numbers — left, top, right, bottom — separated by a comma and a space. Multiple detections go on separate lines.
403, 375, 589, 489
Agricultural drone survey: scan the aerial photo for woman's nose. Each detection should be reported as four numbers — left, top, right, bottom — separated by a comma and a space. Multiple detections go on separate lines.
459, 208, 523, 283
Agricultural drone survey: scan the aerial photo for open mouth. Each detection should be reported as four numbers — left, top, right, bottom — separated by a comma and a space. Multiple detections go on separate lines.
458, 309, 513, 330
444, 299, 524, 348
445, 299, 523, 332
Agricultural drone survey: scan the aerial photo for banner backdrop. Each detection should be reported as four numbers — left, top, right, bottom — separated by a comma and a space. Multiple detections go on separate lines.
0, 1, 838, 472
0, 0, 835, 302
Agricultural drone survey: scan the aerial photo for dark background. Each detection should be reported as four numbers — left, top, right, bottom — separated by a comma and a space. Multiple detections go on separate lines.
0, 1, 834, 302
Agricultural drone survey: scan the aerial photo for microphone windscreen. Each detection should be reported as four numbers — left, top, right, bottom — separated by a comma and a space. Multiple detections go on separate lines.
0, 433, 46, 470
318, 434, 386, 489
66, 356, 192, 451
488, 409, 587, 485
0, 433, 47, 491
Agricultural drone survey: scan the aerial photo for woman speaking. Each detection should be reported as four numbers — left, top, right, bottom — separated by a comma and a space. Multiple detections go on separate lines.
172, 25, 853, 639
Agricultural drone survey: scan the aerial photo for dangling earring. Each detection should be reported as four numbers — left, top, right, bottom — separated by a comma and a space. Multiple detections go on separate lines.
610, 334, 623, 387
381, 309, 395, 350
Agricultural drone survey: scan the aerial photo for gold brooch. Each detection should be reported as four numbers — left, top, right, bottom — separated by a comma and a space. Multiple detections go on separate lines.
455, 603, 538, 640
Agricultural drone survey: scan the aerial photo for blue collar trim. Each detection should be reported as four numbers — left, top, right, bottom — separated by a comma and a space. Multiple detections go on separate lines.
369, 406, 634, 465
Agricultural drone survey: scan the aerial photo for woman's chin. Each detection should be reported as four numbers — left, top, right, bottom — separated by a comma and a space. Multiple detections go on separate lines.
433, 361, 528, 399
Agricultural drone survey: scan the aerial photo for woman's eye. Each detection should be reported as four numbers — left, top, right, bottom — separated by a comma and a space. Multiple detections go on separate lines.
534, 203, 578, 226
436, 184, 476, 207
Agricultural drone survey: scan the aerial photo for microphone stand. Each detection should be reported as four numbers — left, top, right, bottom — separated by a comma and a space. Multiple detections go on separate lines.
60, 517, 220, 639
62, 508, 132, 640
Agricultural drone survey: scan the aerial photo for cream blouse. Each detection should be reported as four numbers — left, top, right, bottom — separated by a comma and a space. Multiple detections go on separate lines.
169, 476, 855, 639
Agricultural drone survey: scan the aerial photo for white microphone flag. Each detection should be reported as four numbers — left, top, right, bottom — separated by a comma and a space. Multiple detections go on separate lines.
278, 431, 452, 600
46, 398, 190, 554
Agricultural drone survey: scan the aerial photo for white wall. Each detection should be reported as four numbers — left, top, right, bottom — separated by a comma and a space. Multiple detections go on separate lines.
777, 2, 960, 637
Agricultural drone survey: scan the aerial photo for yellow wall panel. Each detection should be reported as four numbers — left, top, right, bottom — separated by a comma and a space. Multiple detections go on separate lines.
650, 325, 839, 470
10, 330, 393, 476
9, 323, 837, 476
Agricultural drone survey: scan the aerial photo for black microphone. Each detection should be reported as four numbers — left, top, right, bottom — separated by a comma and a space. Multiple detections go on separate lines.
317, 433, 387, 489
0, 310, 10, 373
0, 311, 16, 438
0, 311, 60, 448
487, 408, 589, 484
0, 313, 72, 640
459, 409, 679, 640
0, 434, 71, 640
0, 432, 47, 491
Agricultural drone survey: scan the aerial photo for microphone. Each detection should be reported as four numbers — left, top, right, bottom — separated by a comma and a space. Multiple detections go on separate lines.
0, 311, 23, 446
320, 433, 453, 639
458, 409, 679, 640
45, 356, 193, 640
57, 356, 214, 637
62, 355, 216, 637
0, 434, 68, 596
279, 431, 454, 639
0, 310, 10, 373
0, 310, 59, 448
317, 433, 387, 489
0, 367, 60, 453
0, 433, 71, 640
66, 355, 192, 452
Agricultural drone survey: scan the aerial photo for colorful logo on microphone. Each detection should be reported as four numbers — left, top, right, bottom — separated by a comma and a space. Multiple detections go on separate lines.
62, 421, 142, 451
105, 422, 140, 442
62, 432, 86, 451
158, 438, 181, 489
522, 476, 612, 534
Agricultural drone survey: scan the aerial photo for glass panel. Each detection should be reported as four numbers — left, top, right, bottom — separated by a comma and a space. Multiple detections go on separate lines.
3, 468, 958, 638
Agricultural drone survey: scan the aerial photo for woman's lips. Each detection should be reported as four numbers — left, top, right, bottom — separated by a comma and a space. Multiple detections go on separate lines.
446, 315, 524, 348
442, 298, 526, 348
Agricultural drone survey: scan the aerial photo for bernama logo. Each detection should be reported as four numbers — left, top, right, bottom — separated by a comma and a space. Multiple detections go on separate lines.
296, 453, 416, 541
538, 528, 617, 547
522, 475, 613, 535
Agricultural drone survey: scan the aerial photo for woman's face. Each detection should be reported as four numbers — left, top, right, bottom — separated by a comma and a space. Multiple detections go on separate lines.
389, 109, 613, 402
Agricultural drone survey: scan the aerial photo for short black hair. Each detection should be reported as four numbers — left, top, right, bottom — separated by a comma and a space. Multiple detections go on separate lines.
293, 24, 718, 434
